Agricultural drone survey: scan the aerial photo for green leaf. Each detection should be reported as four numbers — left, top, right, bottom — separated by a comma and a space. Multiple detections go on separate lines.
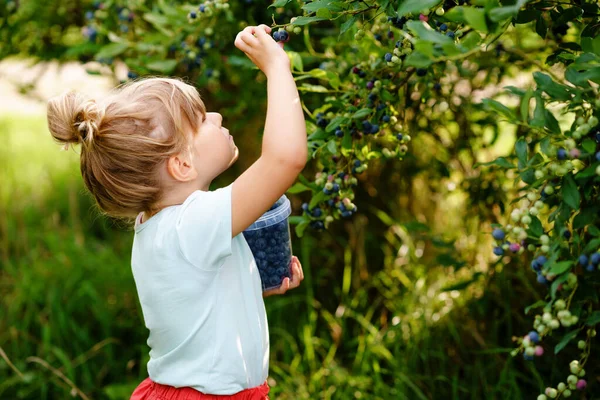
575, 164, 598, 180
299, 84, 329, 92
482, 98, 516, 121
535, 14, 548, 39
528, 216, 543, 237
444, 6, 467, 23
520, 89, 533, 122
325, 116, 349, 132
406, 20, 452, 44
287, 182, 311, 194
95, 42, 129, 59
327, 140, 338, 155
404, 51, 433, 68
340, 15, 358, 35
352, 108, 372, 119
398, 0, 442, 17
291, 16, 328, 26
316, 8, 333, 18
562, 173, 581, 210
146, 59, 178, 74
530, 95, 546, 128
302, 0, 344, 12
309, 191, 327, 209
533, 72, 572, 101
589, 225, 600, 237
582, 138, 596, 154
555, 330, 579, 354
295, 220, 309, 237
544, 110, 561, 134
288, 51, 304, 72
515, 138, 528, 169
143, 13, 173, 37
463, 7, 488, 32
586, 311, 600, 326
488, 0, 531, 22
269, 0, 292, 8
477, 157, 515, 168
548, 261, 573, 275
342, 130, 352, 154
461, 31, 482, 50
441, 273, 482, 291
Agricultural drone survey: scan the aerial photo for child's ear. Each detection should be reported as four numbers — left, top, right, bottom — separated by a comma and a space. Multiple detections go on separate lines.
166, 150, 198, 182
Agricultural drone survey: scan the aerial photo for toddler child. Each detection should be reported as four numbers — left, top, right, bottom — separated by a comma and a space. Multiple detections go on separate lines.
46, 24, 306, 400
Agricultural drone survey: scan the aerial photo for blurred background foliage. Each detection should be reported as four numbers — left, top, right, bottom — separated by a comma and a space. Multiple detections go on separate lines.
1, 0, 599, 399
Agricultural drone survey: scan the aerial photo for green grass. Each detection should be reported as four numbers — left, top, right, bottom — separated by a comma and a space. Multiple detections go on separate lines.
0, 113, 573, 399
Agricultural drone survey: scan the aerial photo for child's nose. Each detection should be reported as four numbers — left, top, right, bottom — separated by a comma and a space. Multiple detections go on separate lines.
208, 112, 223, 125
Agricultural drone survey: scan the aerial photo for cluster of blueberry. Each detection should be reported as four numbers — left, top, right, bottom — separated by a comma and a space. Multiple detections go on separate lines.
536, 357, 591, 399
243, 215, 292, 291
244, 225, 292, 290
577, 252, 600, 272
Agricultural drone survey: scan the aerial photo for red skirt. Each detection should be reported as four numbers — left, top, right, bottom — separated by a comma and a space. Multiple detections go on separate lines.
130, 378, 270, 400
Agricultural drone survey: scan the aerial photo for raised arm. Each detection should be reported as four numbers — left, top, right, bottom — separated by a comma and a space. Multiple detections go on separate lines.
231, 25, 308, 237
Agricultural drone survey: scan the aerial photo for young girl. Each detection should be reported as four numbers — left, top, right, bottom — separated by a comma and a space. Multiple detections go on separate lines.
46, 25, 306, 399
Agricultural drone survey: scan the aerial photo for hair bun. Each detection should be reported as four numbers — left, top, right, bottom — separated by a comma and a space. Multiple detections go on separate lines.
47, 90, 103, 147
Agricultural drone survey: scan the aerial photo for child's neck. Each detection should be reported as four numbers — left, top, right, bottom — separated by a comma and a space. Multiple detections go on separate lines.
143, 180, 211, 222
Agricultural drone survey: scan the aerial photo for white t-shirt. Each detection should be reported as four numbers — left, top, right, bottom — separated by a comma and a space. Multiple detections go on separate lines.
131, 185, 269, 395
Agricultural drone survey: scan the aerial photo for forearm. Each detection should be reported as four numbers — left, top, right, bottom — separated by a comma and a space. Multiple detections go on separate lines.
261, 69, 307, 166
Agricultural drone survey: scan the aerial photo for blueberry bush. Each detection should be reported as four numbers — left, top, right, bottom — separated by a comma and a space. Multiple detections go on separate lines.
2, 0, 600, 398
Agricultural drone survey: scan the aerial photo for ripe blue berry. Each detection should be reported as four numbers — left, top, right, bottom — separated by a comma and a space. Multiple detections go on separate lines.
278, 30, 289, 42
492, 228, 505, 240
382, 115, 390, 123
591, 253, 600, 264
523, 354, 534, 361
332, 183, 340, 192
366, 81, 374, 89
440, 23, 448, 31
85, 11, 94, 19
317, 118, 328, 128
354, 160, 362, 167
335, 129, 344, 138
596, 152, 600, 162
127, 71, 138, 79
199, 4, 205, 12
531, 260, 541, 272
362, 120, 373, 132
416, 68, 427, 77
312, 207, 322, 217
537, 274, 548, 285
557, 148, 567, 160
384, 53, 393, 62
370, 124, 380, 134
563, 230, 571, 239
493, 246, 504, 256
536, 255, 547, 265
190, 11, 197, 18
377, 104, 386, 111
311, 220, 325, 230
396, 134, 403, 140
446, 31, 455, 38
528, 331, 540, 343
301, 203, 309, 212
586, 264, 595, 272
359, 71, 367, 78
273, 31, 281, 41
374, 34, 382, 41
579, 255, 588, 266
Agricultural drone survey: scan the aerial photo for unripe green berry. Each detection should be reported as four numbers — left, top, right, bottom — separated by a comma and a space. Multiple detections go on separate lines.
578, 368, 585, 377
544, 186, 554, 195
537, 395, 547, 400
554, 299, 566, 310
534, 200, 544, 209
589, 116, 598, 127
530, 207, 539, 216
540, 234, 550, 244
562, 389, 572, 398
521, 215, 532, 225
576, 117, 585, 125
549, 319, 560, 330
293, 26, 302, 34
436, 7, 445, 15
541, 245, 550, 253
577, 340, 586, 349
525, 346, 535, 356
567, 374, 578, 385
546, 388, 557, 398
534, 170, 545, 180
557, 382, 566, 392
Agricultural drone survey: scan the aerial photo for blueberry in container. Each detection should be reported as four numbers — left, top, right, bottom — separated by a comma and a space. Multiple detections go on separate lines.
243, 195, 293, 291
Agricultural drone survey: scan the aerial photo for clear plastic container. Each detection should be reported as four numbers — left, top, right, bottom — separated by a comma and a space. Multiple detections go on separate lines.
243, 195, 293, 291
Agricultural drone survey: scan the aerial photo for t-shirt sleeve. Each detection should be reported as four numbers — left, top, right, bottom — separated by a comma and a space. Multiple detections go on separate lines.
176, 185, 233, 269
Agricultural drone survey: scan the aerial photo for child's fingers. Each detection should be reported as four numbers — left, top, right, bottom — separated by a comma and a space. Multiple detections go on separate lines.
234, 33, 253, 54
239, 32, 259, 48
254, 24, 271, 36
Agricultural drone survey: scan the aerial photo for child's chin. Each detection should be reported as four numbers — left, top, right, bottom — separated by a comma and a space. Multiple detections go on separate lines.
227, 147, 239, 167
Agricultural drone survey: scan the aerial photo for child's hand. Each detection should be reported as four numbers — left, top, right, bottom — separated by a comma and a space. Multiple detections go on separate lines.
263, 256, 304, 298
234, 24, 290, 78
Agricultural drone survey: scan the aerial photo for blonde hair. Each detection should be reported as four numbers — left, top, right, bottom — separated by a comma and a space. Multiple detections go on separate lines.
47, 77, 207, 220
